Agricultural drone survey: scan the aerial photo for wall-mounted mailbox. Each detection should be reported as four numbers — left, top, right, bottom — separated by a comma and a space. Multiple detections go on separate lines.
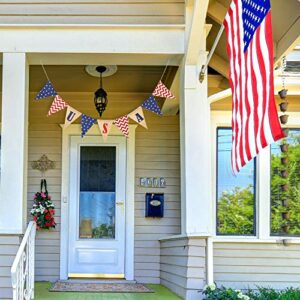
145, 193, 164, 218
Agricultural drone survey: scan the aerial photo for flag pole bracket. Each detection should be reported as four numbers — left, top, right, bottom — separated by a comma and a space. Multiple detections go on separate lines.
199, 24, 225, 83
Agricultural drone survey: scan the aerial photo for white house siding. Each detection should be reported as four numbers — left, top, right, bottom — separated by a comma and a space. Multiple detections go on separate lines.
26, 92, 181, 283
214, 242, 300, 290
160, 237, 206, 300
0, 1, 184, 25
0, 236, 21, 300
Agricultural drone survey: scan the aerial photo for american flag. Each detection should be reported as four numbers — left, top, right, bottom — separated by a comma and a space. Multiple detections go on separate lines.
224, 0, 284, 173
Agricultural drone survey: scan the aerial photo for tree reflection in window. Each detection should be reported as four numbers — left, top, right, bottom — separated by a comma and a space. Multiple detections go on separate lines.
216, 128, 256, 235
271, 129, 300, 236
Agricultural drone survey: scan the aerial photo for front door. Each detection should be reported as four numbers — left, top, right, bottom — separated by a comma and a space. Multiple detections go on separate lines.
68, 135, 126, 278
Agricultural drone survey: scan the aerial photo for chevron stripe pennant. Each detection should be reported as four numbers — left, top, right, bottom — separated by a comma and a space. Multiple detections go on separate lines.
142, 96, 162, 116
36, 81, 57, 100
152, 80, 175, 99
128, 106, 147, 129
64, 106, 82, 128
81, 114, 96, 138
47, 95, 68, 116
114, 115, 129, 138
97, 119, 114, 140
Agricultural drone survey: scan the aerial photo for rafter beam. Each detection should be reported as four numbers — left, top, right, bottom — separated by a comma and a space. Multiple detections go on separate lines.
208, 53, 229, 79
275, 17, 300, 64
208, 0, 227, 25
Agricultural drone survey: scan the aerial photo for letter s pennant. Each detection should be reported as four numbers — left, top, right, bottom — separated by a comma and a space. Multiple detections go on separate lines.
64, 106, 82, 128
97, 119, 114, 140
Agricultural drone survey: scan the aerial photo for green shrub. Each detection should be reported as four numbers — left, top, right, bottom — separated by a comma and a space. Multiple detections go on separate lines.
202, 284, 300, 300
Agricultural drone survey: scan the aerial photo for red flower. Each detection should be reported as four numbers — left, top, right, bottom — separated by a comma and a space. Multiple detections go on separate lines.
45, 214, 51, 221
33, 216, 37, 221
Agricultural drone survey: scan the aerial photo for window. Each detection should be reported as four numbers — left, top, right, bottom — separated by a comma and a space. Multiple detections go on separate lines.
216, 128, 256, 236
271, 129, 300, 236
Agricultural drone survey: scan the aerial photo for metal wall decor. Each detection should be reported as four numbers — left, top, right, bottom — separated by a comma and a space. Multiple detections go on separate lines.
31, 154, 55, 176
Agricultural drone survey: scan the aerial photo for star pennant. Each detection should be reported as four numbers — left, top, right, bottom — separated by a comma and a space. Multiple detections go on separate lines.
97, 120, 114, 140
142, 96, 162, 116
114, 116, 129, 138
36, 81, 57, 100
152, 80, 175, 99
128, 106, 147, 129
81, 114, 96, 138
47, 95, 68, 116
64, 106, 82, 128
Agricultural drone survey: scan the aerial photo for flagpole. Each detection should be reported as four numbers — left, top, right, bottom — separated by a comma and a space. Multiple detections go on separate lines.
199, 24, 225, 83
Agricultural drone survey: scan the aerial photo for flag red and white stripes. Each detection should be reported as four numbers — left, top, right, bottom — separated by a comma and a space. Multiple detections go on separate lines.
223, 0, 284, 173
47, 95, 68, 116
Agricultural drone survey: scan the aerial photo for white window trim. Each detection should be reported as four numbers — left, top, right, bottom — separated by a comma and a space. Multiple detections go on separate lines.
211, 110, 300, 243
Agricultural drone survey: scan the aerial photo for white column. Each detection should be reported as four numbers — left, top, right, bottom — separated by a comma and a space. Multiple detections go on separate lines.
180, 49, 212, 235
0, 53, 29, 234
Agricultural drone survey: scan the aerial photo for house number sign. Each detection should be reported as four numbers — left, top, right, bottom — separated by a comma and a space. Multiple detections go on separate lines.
140, 177, 166, 188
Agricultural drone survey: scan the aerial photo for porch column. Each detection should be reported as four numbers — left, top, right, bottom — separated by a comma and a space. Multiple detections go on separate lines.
180, 49, 212, 235
0, 53, 29, 234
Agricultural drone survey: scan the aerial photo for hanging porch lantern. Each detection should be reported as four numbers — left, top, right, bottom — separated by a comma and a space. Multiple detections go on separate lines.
94, 66, 108, 117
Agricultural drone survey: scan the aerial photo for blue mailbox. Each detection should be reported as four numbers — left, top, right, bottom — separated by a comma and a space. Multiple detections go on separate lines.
145, 193, 164, 218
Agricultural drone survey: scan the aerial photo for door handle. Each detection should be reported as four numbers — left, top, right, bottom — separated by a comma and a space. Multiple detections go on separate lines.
116, 202, 124, 206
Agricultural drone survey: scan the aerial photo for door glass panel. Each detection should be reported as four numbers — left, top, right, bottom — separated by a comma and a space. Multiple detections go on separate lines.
79, 146, 116, 239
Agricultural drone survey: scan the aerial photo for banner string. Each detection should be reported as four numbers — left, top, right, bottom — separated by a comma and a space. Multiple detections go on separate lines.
159, 59, 170, 82
40, 61, 51, 82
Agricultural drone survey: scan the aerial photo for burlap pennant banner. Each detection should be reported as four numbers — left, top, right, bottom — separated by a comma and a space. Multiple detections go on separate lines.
37, 77, 174, 138
47, 95, 68, 116
64, 106, 82, 128
97, 119, 114, 140
114, 115, 129, 138
128, 106, 147, 129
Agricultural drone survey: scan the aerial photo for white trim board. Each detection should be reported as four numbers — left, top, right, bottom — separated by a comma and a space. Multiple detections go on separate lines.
60, 124, 136, 280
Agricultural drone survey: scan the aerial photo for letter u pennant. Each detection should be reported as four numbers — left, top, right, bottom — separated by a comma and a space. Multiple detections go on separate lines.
64, 106, 82, 128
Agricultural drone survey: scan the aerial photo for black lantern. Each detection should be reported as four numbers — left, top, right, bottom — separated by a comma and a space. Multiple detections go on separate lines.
94, 66, 108, 117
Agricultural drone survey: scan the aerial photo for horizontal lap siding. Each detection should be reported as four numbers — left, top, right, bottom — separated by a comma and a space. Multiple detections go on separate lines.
214, 242, 300, 289
0, 1, 184, 25
0, 236, 21, 300
28, 123, 62, 282
135, 114, 181, 284
160, 238, 206, 299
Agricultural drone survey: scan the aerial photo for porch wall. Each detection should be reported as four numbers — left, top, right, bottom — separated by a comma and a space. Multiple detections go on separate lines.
0, 1, 184, 25
27, 93, 181, 283
0, 236, 21, 300
214, 242, 300, 289
160, 237, 207, 300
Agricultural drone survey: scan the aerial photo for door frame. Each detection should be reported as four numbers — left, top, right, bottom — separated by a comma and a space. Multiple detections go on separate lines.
60, 124, 137, 280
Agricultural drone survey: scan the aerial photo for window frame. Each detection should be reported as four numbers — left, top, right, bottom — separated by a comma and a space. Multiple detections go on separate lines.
211, 111, 300, 242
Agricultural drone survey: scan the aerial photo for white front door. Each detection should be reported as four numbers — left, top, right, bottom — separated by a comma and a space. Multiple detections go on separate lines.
68, 135, 126, 278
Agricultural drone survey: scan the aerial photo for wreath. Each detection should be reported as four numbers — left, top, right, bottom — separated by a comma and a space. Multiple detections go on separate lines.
31, 179, 56, 230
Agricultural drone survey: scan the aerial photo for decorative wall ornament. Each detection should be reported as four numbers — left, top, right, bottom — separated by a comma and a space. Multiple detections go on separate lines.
31, 154, 55, 176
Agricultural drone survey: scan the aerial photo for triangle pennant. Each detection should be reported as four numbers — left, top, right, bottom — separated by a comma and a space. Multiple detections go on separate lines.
97, 119, 114, 140
142, 96, 162, 116
128, 106, 147, 129
36, 81, 57, 100
47, 95, 68, 116
114, 115, 129, 138
81, 114, 96, 138
152, 80, 175, 99
64, 106, 82, 128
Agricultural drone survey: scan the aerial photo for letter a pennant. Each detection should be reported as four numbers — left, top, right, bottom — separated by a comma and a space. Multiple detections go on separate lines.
64, 106, 82, 128
81, 114, 96, 138
47, 95, 68, 116
36, 81, 57, 100
114, 116, 129, 138
128, 106, 147, 129
97, 119, 114, 140
152, 80, 175, 99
